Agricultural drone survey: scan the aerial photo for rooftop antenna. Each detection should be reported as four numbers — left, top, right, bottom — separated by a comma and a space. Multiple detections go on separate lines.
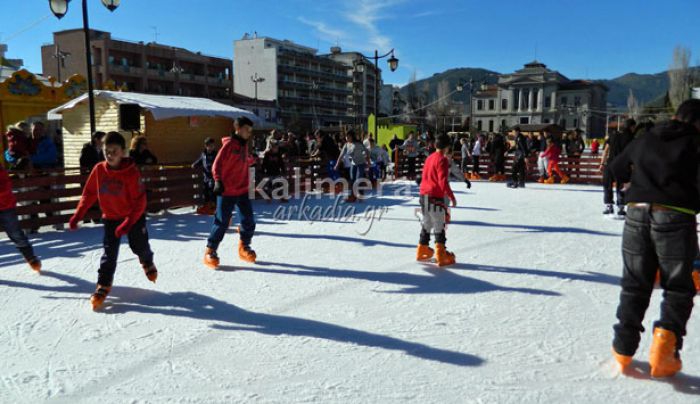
150, 26, 159, 43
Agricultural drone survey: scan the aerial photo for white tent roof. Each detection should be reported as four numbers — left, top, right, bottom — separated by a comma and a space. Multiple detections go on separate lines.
48, 90, 262, 122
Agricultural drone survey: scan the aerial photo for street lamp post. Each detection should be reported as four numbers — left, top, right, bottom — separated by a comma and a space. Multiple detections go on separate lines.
251, 72, 265, 116
356, 50, 398, 141
49, 0, 121, 135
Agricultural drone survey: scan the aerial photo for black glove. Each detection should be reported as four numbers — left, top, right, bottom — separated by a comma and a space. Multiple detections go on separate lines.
465, 179, 472, 189
213, 180, 224, 195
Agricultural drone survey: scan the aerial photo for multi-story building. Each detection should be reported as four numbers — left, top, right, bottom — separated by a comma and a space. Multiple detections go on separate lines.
325, 47, 380, 126
234, 36, 359, 130
41, 29, 233, 101
471, 61, 608, 136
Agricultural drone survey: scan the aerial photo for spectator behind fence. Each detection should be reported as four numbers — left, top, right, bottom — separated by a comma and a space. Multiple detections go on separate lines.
4, 126, 34, 170
30, 122, 57, 169
389, 134, 404, 163
401, 132, 420, 180
262, 140, 288, 202
80, 131, 106, 174
192, 137, 218, 214
130, 135, 158, 165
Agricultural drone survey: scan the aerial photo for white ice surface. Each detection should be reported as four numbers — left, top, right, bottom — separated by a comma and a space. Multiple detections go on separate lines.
1, 181, 698, 403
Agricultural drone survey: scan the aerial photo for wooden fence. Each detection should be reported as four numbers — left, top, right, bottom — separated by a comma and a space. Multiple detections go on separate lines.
394, 151, 604, 184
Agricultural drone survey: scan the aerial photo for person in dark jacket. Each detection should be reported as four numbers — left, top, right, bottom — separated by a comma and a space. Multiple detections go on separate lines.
609, 99, 700, 377
488, 133, 507, 181
508, 129, 529, 188
80, 131, 106, 174
261, 141, 288, 202
600, 119, 636, 215
192, 137, 218, 214
318, 131, 341, 181
130, 135, 158, 165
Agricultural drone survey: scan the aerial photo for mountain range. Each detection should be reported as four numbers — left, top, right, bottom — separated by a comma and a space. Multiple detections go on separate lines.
397, 67, 695, 108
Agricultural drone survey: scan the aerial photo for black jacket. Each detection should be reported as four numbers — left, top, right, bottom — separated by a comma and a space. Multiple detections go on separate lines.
607, 130, 634, 162
262, 150, 286, 177
610, 120, 700, 212
131, 148, 158, 165
79, 142, 104, 173
513, 134, 529, 159
192, 150, 217, 185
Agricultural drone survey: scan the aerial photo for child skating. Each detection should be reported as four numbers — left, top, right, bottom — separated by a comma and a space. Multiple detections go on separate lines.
192, 137, 218, 215
609, 99, 700, 378
69, 132, 157, 310
0, 165, 41, 271
416, 134, 457, 267
204, 116, 257, 269
542, 138, 569, 184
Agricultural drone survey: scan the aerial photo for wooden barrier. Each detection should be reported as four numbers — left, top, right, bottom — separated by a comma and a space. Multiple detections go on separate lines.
393, 151, 604, 184
9, 165, 203, 230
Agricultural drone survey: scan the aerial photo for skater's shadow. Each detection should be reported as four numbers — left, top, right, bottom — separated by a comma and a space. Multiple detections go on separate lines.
452, 263, 621, 287
251, 261, 560, 296
623, 360, 700, 396
447, 220, 619, 237
254, 231, 414, 249
3, 271, 484, 368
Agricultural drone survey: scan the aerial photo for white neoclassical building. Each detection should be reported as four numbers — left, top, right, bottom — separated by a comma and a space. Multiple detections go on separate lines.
471, 61, 608, 136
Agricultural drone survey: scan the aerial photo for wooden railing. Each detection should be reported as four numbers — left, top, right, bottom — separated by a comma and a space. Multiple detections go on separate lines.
9, 165, 203, 230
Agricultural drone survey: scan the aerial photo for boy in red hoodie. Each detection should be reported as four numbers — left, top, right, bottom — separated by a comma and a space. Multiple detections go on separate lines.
204, 116, 257, 269
69, 132, 157, 310
542, 138, 570, 184
0, 165, 41, 271
416, 134, 457, 267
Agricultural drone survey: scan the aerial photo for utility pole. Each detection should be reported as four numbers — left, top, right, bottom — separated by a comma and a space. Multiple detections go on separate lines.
52, 44, 70, 82
251, 72, 265, 116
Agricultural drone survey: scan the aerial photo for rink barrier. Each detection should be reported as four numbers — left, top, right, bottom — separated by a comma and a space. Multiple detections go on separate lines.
393, 151, 604, 184
8, 164, 204, 230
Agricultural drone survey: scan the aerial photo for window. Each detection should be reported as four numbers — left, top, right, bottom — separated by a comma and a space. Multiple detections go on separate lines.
477, 100, 484, 111
488, 100, 495, 110
477, 120, 483, 130
574, 96, 582, 107
519, 117, 529, 124
545, 95, 551, 108
561, 96, 568, 106
501, 120, 507, 130
560, 118, 567, 128
573, 118, 578, 128
523, 91, 529, 110
501, 99, 508, 110
533, 91, 539, 109
544, 118, 550, 123
488, 120, 494, 132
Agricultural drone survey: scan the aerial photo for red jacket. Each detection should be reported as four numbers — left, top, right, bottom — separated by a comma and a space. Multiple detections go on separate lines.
419, 152, 456, 202
212, 135, 252, 197
0, 166, 17, 211
73, 158, 146, 223
542, 143, 562, 163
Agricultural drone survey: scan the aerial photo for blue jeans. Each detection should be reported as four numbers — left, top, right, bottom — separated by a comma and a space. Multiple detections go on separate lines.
207, 195, 256, 250
0, 208, 34, 259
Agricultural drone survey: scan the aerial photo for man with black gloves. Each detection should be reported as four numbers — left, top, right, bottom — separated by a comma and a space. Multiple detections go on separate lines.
610, 100, 700, 378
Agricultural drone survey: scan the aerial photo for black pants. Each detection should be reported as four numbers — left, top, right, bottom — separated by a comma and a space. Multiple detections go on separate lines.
99, 215, 154, 287
407, 156, 417, 179
494, 155, 505, 175
613, 206, 697, 356
511, 157, 526, 185
472, 156, 480, 175
603, 166, 624, 206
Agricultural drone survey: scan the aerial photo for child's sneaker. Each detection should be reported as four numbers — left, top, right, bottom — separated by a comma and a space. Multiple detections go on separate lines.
142, 263, 158, 283
435, 243, 456, 267
204, 247, 220, 269
544, 177, 555, 184
560, 175, 570, 184
537, 177, 545, 183
26, 256, 42, 273
416, 244, 434, 261
238, 241, 256, 263
649, 327, 682, 378
693, 271, 700, 292
612, 348, 633, 371
90, 285, 111, 311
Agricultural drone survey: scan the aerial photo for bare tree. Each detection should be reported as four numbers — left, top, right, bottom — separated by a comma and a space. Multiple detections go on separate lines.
668, 46, 692, 109
627, 89, 641, 120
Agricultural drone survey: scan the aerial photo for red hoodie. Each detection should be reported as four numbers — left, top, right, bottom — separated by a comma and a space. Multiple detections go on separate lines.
419, 152, 456, 202
541, 143, 562, 163
212, 134, 252, 197
72, 158, 146, 223
0, 166, 17, 211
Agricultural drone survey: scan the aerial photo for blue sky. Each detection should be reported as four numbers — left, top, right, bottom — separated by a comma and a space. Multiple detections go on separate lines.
3, 0, 699, 86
